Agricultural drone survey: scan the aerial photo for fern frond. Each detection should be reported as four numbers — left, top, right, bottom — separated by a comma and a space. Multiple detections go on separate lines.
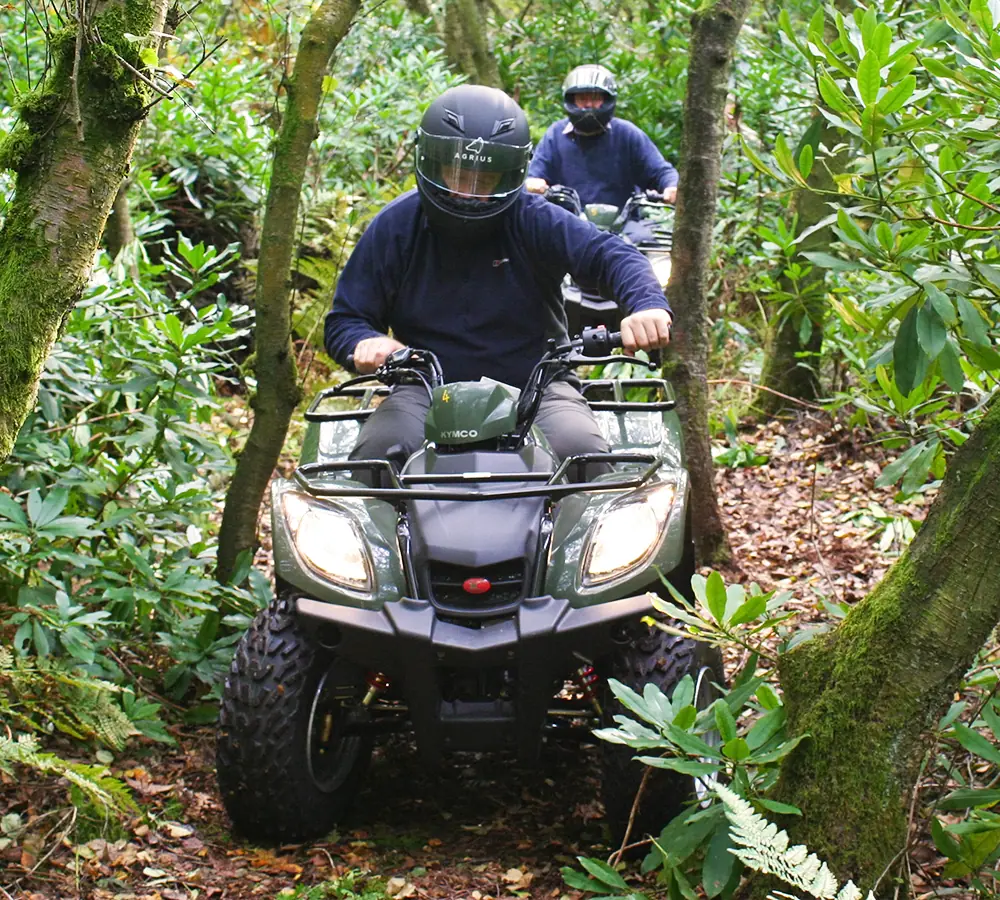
716, 785, 877, 900
0, 734, 137, 814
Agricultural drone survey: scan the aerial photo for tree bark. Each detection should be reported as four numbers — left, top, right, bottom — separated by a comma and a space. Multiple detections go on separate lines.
443, 0, 501, 88
662, 0, 750, 565
0, 0, 170, 464
215, 0, 360, 584
762, 398, 1000, 890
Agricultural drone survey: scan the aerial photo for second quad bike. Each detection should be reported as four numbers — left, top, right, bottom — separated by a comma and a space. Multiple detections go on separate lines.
216, 328, 721, 845
545, 186, 674, 336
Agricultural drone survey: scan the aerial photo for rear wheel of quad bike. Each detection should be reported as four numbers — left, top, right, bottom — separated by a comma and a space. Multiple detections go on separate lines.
216, 595, 373, 842
601, 624, 724, 850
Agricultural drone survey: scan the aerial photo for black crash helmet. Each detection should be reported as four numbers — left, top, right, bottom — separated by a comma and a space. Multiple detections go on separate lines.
562, 64, 618, 134
415, 85, 532, 235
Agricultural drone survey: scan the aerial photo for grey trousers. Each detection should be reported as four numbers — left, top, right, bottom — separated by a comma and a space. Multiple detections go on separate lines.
350, 381, 609, 465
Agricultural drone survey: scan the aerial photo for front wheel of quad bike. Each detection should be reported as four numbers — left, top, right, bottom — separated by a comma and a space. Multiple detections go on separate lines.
600, 624, 724, 850
216, 595, 374, 842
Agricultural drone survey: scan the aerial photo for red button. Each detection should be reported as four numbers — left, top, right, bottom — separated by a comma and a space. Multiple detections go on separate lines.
463, 577, 491, 594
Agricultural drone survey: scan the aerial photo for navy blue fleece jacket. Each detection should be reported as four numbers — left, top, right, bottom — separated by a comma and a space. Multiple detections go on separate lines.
324, 190, 669, 389
528, 118, 678, 208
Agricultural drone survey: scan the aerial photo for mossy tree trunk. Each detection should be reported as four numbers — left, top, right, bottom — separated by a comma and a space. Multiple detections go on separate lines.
663, 0, 751, 565
757, 4, 850, 414
443, 0, 501, 88
0, 0, 170, 464
215, 0, 360, 584
761, 398, 1000, 891
756, 118, 848, 413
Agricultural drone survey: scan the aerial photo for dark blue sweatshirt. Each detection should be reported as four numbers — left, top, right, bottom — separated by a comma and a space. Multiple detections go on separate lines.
324, 190, 670, 389
528, 118, 678, 208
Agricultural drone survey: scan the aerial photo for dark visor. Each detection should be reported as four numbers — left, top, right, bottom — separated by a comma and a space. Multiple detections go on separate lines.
416, 130, 532, 199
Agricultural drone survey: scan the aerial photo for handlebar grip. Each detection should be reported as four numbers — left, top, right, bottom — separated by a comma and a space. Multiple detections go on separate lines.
579, 326, 623, 357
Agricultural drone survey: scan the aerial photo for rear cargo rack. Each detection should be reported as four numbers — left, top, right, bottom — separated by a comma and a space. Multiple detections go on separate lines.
292, 452, 662, 503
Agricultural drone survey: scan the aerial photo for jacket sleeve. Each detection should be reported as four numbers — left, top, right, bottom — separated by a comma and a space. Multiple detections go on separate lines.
523, 198, 671, 316
527, 124, 558, 182
323, 208, 405, 370
631, 126, 679, 191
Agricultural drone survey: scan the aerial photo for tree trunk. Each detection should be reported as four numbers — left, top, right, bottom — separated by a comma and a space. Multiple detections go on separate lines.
215, 0, 360, 584
756, 114, 846, 413
763, 398, 1000, 890
443, 0, 501, 88
662, 0, 750, 565
0, 0, 170, 464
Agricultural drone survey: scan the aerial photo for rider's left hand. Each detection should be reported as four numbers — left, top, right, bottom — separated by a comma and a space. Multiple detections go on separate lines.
621, 308, 673, 355
661, 186, 678, 204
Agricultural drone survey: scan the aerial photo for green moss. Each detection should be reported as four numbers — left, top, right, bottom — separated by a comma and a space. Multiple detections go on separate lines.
17, 88, 64, 131
0, 125, 38, 172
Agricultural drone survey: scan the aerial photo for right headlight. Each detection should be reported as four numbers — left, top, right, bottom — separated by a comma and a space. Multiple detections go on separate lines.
280, 491, 374, 594
581, 481, 677, 587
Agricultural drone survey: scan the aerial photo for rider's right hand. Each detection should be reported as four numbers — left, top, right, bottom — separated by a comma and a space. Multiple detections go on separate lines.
352, 336, 407, 374
525, 177, 549, 195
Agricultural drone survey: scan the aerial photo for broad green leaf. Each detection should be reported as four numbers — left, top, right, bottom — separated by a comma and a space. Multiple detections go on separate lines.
32, 621, 51, 657
722, 737, 750, 761
0, 493, 28, 528
702, 826, 738, 898
561, 867, 608, 893
33, 487, 69, 529
705, 570, 728, 623
983, 699, 1000, 742
757, 798, 803, 816
579, 857, 629, 890
893, 305, 923, 396
876, 440, 929, 488
728, 595, 767, 627
140, 47, 159, 69
901, 440, 938, 496
160, 314, 185, 349
657, 806, 724, 865
802, 251, 861, 272
739, 135, 782, 181
878, 75, 916, 115
938, 339, 966, 392
818, 72, 857, 117
773, 134, 807, 185
856, 51, 882, 106
637, 756, 720, 777
939, 788, 1000, 811
887, 53, 918, 83
957, 297, 990, 347
953, 723, 1000, 765
798, 143, 814, 180
746, 733, 809, 763
925, 284, 957, 325
931, 817, 963, 858
673, 704, 697, 730
871, 22, 892, 64
860, 6, 878, 50
917, 303, 947, 360
713, 699, 738, 743
746, 706, 787, 750
756, 684, 780, 711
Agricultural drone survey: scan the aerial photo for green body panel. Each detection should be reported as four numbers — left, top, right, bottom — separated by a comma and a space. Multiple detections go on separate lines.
585, 203, 621, 228
271, 480, 405, 611
424, 380, 519, 445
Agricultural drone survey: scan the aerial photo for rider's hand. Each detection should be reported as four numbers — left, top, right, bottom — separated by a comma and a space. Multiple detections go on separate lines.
525, 177, 549, 195
352, 336, 406, 374
621, 308, 673, 356
662, 186, 678, 204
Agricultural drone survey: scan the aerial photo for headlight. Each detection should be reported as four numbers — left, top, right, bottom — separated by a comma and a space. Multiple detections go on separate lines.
581, 482, 677, 587
280, 492, 373, 593
649, 254, 672, 289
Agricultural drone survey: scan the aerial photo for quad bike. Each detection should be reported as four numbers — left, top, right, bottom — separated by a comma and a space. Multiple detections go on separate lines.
545, 186, 674, 337
216, 328, 721, 844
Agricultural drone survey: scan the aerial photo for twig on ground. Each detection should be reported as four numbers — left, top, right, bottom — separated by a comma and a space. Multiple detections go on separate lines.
609, 766, 651, 867
707, 378, 828, 411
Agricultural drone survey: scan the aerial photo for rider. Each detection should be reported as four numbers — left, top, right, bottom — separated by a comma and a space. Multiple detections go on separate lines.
524, 64, 679, 208
324, 84, 673, 466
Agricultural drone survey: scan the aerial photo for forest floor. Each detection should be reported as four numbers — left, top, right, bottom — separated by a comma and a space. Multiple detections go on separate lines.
2, 413, 947, 900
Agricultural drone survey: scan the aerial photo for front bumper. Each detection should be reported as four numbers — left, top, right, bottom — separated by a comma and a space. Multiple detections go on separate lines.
297, 591, 656, 760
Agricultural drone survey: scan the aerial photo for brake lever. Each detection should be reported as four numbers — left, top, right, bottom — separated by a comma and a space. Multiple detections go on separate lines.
565, 354, 657, 369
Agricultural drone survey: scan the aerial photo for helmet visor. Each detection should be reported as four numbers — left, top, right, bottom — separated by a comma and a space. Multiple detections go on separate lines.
416, 130, 532, 199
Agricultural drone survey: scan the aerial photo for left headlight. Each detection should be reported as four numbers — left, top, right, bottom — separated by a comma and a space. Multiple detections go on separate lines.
581, 481, 677, 587
280, 491, 374, 594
